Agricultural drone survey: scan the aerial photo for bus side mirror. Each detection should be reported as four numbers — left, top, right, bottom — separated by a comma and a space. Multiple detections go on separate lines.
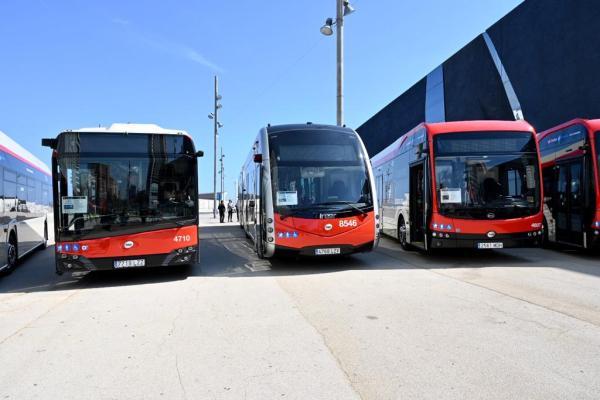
253, 154, 262, 163
41, 138, 57, 149
195, 150, 204, 157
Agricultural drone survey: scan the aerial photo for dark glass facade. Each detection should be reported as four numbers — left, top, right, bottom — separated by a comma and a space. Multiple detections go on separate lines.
358, 0, 600, 157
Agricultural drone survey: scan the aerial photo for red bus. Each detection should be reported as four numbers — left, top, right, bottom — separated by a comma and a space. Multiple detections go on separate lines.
372, 120, 544, 251
538, 119, 600, 249
42, 123, 203, 274
238, 123, 379, 258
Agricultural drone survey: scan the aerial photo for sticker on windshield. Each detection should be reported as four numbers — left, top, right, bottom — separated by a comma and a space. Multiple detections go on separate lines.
439, 188, 461, 203
277, 191, 298, 206
62, 196, 87, 214
525, 166, 536, 189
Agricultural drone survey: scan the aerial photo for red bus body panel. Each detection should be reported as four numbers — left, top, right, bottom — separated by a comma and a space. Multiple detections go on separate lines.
57, 225, 198, 259
274, 211, 375, 250
429, 214, 542, 235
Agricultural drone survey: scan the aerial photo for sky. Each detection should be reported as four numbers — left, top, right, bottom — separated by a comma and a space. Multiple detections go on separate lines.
0, 0, 523, 196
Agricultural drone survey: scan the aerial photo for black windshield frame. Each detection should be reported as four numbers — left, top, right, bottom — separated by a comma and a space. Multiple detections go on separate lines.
268, 129, 373, 218
54, 132, 198, 241
433, 131, 541, 220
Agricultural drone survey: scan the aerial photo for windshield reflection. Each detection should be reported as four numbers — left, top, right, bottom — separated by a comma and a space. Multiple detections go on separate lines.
58, 155, 197, 240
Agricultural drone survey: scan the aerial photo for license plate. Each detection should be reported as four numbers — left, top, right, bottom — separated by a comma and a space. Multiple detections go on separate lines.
315, 248, 341, 255
477, 242, 503, 249
114, 259, 146, 268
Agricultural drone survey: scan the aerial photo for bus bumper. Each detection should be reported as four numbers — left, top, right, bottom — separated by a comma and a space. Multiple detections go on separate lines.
274, 241, 375, 257
55, 246, 198, 273
429, 232, 542, 250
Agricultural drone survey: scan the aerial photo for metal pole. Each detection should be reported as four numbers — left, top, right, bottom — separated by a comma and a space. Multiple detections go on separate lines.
213, 76, 218, 218
220, 147, 224, 201
336, 0, 344, 126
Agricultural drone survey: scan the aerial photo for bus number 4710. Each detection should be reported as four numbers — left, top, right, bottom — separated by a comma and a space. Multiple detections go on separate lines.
174, 235, 192, 242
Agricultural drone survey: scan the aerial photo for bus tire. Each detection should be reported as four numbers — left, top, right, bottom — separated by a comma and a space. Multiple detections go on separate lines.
398, 217, 410, 251
42, 221, 49, 249
6, 232, 18, 273
541, 218, 550, 248
256, 231, 266, 259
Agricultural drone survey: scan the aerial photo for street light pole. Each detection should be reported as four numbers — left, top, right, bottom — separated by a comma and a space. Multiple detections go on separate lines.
213, 76, 218, 218
336, 0, 344, 126
209, 76, 222, 218
321, 1, 354, 127
219, 147, 225, 201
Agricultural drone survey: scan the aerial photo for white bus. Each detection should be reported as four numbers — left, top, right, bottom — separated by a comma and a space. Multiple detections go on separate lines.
0, 130, 51, 274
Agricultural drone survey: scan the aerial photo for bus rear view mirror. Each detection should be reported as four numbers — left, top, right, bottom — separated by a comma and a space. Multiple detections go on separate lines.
195, 150, 204, 157
253, 154, 263, 163
41, 138, 57, 149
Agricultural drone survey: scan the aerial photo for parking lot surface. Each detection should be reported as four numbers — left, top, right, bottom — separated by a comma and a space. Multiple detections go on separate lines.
1, 221, 599, 399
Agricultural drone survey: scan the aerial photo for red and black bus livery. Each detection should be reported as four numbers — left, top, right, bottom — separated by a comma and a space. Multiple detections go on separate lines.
238, 123, 379, 258
372, 120, 544, 251
43, 123, 203, 274
538, 119, 600, 249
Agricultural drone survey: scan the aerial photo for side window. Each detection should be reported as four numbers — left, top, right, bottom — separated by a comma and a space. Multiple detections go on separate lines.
17, 175, 27, 203
4, 170, 17, 213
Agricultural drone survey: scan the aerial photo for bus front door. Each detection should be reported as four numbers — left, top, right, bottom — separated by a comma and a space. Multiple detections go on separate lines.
409, 161, 427, 249
555, 159, 584, 246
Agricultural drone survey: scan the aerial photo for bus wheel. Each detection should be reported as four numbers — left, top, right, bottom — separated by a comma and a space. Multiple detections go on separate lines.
42, 222, 49, 249
256, 233, 266, 259
398, 217, 410, 251
6, 234, 18, 273
541, 219, 550, 248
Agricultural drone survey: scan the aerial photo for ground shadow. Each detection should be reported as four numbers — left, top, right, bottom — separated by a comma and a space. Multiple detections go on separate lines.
2, 224, 599, 294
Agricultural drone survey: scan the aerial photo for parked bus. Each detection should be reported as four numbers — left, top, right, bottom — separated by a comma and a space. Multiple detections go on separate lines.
239, 123, 379, 258
0, 130, 51, 274
372, 121, 544, 251
538, 119, 600, 249
42, 123, 203, 274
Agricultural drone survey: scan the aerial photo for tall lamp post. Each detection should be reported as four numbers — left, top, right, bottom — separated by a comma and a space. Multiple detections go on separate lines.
208, 76, 223, 218
320, 0, 355, 126
219, 148, 225, 201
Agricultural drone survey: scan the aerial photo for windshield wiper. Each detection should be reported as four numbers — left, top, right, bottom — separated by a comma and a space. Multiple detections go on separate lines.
318, 201, 368, 216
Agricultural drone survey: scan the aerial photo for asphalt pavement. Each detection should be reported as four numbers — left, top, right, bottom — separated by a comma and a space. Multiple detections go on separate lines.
1, 217, 599, 399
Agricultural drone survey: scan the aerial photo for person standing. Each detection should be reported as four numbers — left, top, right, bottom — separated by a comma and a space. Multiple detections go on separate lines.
227, 200, 234, 222
218, 200, 226, 223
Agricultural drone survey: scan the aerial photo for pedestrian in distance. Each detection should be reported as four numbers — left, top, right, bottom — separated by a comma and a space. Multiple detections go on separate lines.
235, 201, 240, 222
218, 200, 226, 223
227, 200, 234, 222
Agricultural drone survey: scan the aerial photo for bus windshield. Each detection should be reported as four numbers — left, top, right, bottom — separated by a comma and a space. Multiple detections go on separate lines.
433, 131, 540, 219
56, 133, 197, 240
269, 129, 373, 217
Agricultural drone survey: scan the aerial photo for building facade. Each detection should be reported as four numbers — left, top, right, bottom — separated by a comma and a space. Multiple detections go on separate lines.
358, 0, 600, 156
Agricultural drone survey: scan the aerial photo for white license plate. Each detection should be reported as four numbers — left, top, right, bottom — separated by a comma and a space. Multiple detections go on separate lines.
114, 259, 146, 268
315, 248, 341, 255
477, 242, 503, 249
